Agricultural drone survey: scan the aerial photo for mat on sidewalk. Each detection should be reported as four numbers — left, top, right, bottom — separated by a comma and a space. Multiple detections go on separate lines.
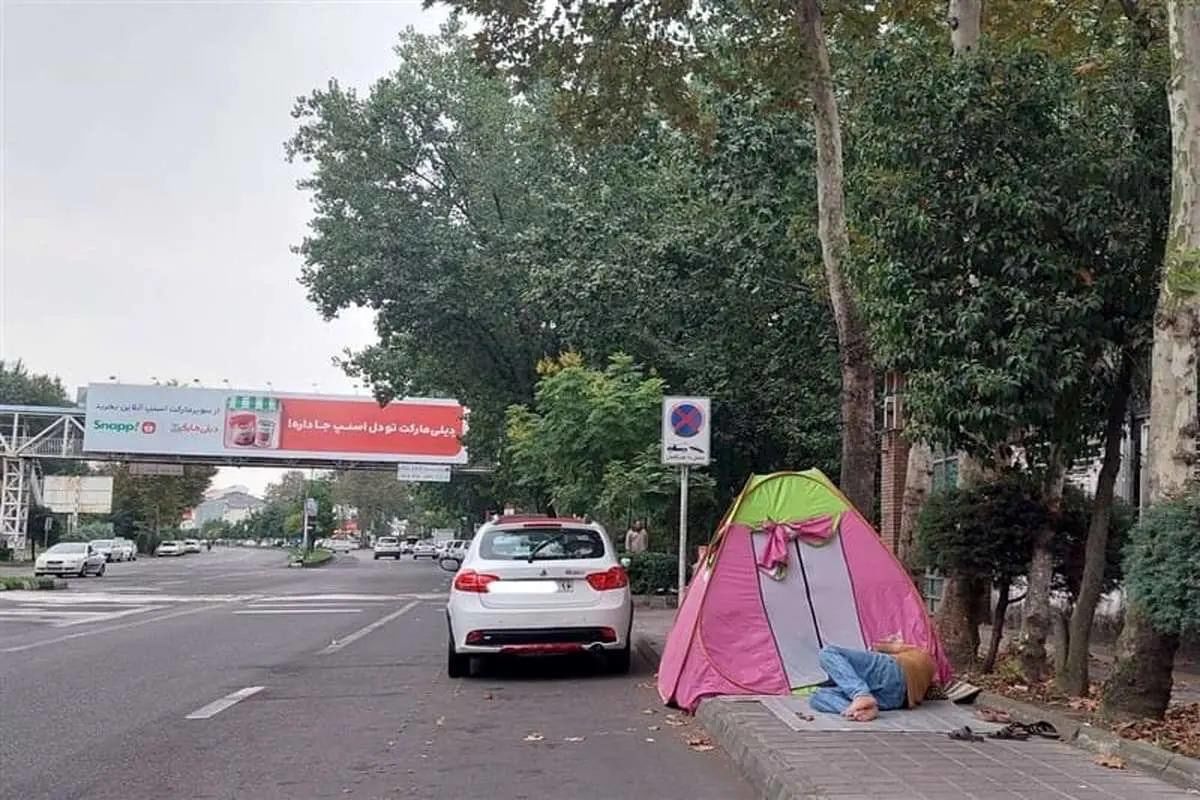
760, 696, 1007, 734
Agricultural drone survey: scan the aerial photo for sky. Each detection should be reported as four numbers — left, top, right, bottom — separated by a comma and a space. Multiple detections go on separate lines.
1, 0, 447, 494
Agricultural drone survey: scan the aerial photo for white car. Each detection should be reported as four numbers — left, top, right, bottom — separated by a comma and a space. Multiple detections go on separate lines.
35, 542, 106, 577
156, 541, 185, 557
444, 539, 470, 560
373, 536, 403, 560
183, 539, 202, 554
90, 539, 118, 562
442, 517, 632, 677
329, 539, 354, 554
114, 537, 137, 561
412, 540, 439, 560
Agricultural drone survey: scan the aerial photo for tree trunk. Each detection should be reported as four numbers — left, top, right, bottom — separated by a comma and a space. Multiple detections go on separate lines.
1053, 604, 1071, 678
948, 0, 983, 55
1017, 455, 1065, 682
936, 575, 982, 669
1101, 605, 1181, 721
795, 0, 876, 521
1060, 352, 1134, 696
982, 576, 1011, 673
1102, 0, 1200, 721
898, 441, 932, 570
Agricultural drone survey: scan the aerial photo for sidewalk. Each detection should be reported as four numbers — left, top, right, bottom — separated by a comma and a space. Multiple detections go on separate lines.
633, 610, 1199, 800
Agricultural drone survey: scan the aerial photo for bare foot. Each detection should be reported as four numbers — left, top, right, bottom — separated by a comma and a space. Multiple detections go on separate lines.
845, 694, 878, 722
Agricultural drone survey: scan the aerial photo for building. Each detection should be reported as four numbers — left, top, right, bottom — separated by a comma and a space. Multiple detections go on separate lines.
182, 487, 265, 530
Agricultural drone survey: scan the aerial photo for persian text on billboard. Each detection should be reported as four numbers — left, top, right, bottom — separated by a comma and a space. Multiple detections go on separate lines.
82, 384, 467, 464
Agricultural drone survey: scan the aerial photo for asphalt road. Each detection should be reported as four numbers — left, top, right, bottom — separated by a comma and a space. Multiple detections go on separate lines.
0, 548, 751, 800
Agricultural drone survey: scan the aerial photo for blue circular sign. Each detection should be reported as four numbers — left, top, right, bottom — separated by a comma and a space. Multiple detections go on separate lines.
670, 403, 704, 438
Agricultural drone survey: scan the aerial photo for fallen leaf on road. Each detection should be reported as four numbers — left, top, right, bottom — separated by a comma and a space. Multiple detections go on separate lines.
685, 734, 713, 747
642, 708, 657, 715
645, 737, 656, 742
690, 744, 716, 752
387, 741, 395, 747
637, 682, 654, 689
664, 715, 686, 727
523, 732, 545, 742
483, 692, 494, 700
435, 716, 445, 726
648, 725, 660, 731
1094, 754, 1127, 770
563, 736, 585, 742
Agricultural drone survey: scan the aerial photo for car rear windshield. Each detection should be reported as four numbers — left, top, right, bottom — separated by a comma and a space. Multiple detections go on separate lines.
378, 538, 398, 545
479, 527, 605, 561
92, 540, 112, 547
48, 543, 87, 554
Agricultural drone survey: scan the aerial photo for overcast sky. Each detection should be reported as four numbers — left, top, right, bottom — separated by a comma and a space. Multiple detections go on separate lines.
2, 0, 447, 493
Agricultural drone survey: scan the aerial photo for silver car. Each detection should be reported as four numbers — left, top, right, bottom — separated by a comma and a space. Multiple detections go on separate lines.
35, 542, 106, 577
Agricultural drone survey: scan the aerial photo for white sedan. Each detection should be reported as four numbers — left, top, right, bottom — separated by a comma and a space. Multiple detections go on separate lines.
373, 537, 403, 559
156, 541, 185, 557
412, 540, 439, 560
35, 542, 106, 577
442, 517, 632, 677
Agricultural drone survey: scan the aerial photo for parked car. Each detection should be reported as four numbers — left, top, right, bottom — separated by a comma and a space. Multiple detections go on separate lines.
445, 540, 470, 561
401, 538, 418, 555
156, 541, 185, 557
373, 536, 403, 560
114, 537, 137, 561
183, 539, 202, 554
90, 539, 118, 562
329, 539, 354, 554
412, 540, 439, 560
442, 516, 632, 677
35, 542, 106, 577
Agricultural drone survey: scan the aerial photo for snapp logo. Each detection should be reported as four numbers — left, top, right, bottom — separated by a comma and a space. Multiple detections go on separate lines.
92, 420, 138, 434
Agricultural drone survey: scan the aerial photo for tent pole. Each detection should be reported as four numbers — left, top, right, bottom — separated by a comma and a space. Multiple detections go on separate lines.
678, 465, 689, 597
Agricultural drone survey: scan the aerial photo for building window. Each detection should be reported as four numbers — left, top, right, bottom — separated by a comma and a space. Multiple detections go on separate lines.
931, 453, 959, 492
922, 570, 946, 615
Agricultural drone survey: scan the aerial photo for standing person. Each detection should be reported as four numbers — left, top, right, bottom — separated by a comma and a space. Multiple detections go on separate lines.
624, 519, 649, 554
810, 639, 937, 722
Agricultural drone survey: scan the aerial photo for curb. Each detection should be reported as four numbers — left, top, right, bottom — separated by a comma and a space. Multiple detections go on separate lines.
697, 697, 822, 800
0, 577, 68, 591
633, 631, 664, 668
979, 691, 1200, 792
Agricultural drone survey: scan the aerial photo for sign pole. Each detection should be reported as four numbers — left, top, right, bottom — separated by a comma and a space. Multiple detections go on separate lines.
677, 465, 689, 597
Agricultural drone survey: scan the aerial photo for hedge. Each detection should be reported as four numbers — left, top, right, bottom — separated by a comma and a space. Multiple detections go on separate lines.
625, 551, 677, 594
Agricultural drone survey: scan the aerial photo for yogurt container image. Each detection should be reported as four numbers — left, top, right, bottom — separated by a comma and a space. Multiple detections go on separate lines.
225, 396, 282, 450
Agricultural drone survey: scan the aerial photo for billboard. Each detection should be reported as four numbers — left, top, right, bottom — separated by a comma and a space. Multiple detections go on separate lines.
42, 476, 114, 514
83, 384, 467, 464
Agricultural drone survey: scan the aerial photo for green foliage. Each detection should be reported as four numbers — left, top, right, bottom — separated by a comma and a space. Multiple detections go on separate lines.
73, 521, 115, 541
917, 476, 1129, 601
237, 472, 336, 542
0, 360, 69, 406
624, 551, 677, 595
852, 39, 1169, 469
916, 475, 1042, 584
501, 353, 707, 522
105, 464, 216, 551
1124, 495, 1200, 636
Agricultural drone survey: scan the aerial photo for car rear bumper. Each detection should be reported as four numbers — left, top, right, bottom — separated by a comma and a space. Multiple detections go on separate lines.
449, 602, 632, 653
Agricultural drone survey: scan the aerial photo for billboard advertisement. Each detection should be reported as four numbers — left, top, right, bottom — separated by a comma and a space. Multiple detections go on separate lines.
41, 476, 114, 514
83, 384, 467, 464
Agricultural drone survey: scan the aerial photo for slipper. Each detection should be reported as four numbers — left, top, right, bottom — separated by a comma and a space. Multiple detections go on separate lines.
986, 723, 1030, 741
947, 726, 985, 742
976, 707, 1012, 724
945, 679, 983, 704
1015, 720, 1060, 740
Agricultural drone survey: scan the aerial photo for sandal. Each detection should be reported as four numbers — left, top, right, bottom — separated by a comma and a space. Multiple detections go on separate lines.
1016, 720, 1060, 740
986, 723, 1030, 741
947, 726, 985, 742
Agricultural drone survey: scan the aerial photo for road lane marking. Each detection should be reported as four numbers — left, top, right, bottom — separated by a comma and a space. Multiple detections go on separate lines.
0, 604, 222, 653
319, 601, 419, 655
185, 686, 265, 720
233, 609, 363, 615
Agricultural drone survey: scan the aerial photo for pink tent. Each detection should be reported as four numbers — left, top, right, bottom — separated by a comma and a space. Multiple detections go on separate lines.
657, 470, 953, 712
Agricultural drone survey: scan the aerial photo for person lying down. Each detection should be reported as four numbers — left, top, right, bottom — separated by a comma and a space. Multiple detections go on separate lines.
809, 638, 938, 722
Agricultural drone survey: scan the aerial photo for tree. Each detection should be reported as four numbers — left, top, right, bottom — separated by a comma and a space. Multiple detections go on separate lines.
0, 360, 70, 406
106, 464, 216, 553
439, 0, 877, 518
1102, 0, 1200, 721
331, 470, 419, 534
501, 353, 714, 539
851, 34, 1168, 680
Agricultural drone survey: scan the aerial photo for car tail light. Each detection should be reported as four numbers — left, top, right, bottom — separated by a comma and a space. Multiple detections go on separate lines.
586, 566, 629, 591
453, 570, 499, 593
465, 630, 484, 644
598, 627, 617, 643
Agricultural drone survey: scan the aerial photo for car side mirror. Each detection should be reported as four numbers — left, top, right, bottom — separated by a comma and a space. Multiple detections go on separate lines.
438, 557, 461, 573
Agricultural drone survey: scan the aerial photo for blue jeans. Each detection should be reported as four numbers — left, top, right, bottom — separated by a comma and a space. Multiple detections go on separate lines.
810, 645, 906, 714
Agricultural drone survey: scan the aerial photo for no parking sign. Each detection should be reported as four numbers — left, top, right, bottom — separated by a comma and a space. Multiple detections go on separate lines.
661, 397, 711, 466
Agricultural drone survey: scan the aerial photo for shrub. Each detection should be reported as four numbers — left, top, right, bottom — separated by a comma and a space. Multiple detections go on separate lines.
1124, 494, 1200, 636
625, 551, 677, 594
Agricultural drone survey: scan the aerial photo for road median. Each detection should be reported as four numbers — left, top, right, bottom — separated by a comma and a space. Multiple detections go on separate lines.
0, 575, 69, 591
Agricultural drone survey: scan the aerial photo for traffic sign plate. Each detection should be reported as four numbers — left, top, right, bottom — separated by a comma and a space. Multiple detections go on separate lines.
662, 397, 711, 466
